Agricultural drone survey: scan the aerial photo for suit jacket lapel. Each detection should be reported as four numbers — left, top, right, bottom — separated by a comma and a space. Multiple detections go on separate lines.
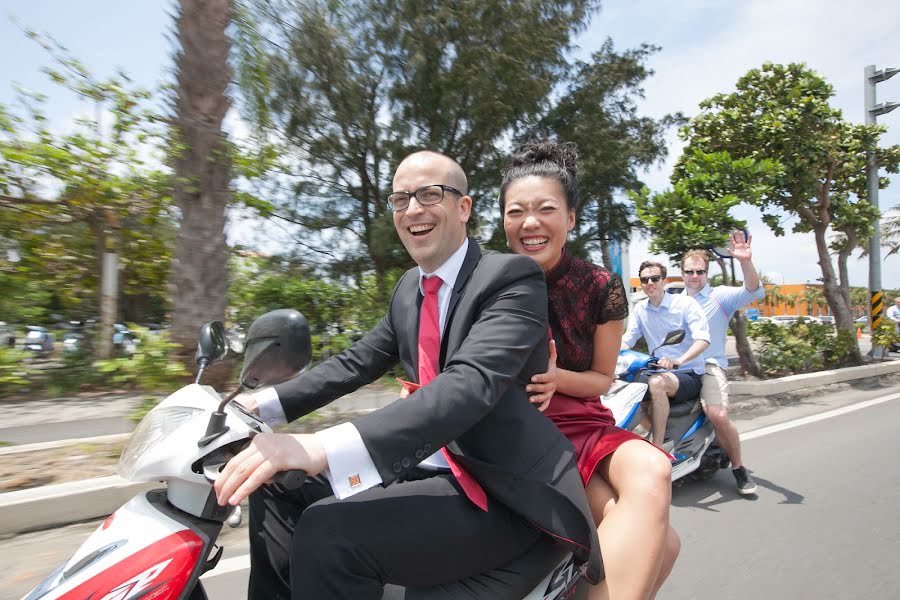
440, 239, 482, 366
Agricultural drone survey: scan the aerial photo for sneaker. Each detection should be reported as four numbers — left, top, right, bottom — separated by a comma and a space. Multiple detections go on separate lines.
733, 466, 757, 495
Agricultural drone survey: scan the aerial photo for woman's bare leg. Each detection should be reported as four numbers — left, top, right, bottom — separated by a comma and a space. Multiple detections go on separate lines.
584, 440, 675, 600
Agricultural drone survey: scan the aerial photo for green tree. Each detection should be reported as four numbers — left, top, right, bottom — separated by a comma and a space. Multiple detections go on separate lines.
0, 36, 173, 350
512, 39, 682, 266
882, 204, 900, 258
680, 62, 900, 364
633, 150, 779, 377
234, 0, 602, 300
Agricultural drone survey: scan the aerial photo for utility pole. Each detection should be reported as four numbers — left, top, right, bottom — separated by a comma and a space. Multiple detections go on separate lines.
864, 65, 899, 359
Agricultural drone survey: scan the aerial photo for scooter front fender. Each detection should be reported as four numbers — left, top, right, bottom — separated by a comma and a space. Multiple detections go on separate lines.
22, 489, 221, 600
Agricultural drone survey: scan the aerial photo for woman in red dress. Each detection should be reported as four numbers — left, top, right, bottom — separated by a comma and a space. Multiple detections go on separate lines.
501, 140, 679, 600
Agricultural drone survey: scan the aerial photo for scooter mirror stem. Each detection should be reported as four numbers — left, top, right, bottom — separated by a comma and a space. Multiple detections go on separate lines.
195, 357, 210, 384
218, 385, 244, 413
198, 386, 246, 448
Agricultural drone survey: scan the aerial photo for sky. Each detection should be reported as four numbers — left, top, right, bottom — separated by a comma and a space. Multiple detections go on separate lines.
1, 0, 899, 288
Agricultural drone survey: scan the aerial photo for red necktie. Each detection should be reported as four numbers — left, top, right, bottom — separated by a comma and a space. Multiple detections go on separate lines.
418, 275, 488, 511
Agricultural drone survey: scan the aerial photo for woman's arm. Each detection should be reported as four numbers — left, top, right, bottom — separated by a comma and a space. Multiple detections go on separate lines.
556, 319, 623, 398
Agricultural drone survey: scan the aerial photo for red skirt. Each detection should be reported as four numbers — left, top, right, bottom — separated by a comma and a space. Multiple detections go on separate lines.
544, 392, 650, 486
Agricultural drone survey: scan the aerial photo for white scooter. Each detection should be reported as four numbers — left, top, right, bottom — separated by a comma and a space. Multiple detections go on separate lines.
21, 310, 590, 600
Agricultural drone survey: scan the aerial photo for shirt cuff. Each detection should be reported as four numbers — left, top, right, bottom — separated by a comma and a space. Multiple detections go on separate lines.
256, 387, 287, 426
314, 423, 383, 499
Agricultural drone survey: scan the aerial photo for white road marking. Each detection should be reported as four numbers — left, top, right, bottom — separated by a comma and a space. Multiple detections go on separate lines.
741, 392, 900, 441
203, 390, 900, 580
201, 554, 251, 579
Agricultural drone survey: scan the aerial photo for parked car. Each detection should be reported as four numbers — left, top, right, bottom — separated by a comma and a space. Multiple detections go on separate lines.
113, 323, 139, 355
816, 315, 835, 326
769, 315, 798, 327
24, 326, 55, 356
0, 321, 15, 348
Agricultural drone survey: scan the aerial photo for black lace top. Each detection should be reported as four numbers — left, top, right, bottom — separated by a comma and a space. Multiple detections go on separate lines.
545, 249, 629, 373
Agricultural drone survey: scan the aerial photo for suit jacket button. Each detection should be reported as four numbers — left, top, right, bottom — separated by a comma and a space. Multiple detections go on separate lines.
393, 461, 402, 473
414, 449, 424, 459
401, 457, 411, 468
423, 443, 432, 453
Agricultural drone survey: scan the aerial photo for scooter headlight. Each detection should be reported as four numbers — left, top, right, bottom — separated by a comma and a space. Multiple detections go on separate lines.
118, 406, 204, 479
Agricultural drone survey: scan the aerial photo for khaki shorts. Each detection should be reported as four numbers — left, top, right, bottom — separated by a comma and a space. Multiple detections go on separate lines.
701, 363, 729, 407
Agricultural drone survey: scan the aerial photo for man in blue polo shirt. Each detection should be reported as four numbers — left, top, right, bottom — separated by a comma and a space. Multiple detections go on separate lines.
682, 231, 765, 495
622, 260, 710, 451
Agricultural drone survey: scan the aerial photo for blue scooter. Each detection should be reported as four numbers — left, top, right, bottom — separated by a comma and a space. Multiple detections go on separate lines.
602, 330, 730, 482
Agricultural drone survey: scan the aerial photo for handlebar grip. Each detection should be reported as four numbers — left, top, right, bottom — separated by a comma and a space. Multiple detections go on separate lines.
273, 469, 308, 490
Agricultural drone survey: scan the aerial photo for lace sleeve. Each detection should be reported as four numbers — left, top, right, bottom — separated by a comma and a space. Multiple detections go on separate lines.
595, 272, 629, 324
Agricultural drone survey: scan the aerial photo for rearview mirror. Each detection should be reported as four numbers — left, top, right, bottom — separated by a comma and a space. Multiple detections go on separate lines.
240, 309, 312, 389
195, 321, 228, 368
651, 329, 685, 355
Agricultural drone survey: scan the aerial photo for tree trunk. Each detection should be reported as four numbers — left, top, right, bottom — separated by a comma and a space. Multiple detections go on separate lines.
713, 257, 763, 377
169, 0, 233, 383
813, 226, 861, 364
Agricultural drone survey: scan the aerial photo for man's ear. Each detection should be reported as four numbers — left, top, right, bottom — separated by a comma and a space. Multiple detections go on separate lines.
458, 195, 473, 223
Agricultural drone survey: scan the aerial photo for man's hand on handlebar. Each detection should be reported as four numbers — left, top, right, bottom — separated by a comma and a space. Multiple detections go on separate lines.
655, 357, 680, 371
214, 433, 327, 507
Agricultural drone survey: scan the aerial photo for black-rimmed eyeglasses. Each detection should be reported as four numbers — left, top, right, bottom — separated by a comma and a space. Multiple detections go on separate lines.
682, 269, 708, 276
387, 184, 463, 212
640, 275, 663, 284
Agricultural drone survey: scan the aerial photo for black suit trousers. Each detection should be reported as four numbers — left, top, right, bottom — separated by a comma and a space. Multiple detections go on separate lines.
247, 473, 557, 599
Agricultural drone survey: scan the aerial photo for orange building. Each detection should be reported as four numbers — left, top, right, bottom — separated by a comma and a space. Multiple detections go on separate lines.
626, 279, 865, 319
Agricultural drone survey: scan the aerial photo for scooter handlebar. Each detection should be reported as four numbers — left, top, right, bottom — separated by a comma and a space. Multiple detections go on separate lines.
273, 469, 308, 490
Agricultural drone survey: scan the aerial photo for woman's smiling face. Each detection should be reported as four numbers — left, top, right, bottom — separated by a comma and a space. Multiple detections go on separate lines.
503, 175, 574, 272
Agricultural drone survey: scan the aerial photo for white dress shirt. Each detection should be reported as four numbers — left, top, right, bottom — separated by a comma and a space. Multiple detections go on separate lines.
256, 238, 470, 499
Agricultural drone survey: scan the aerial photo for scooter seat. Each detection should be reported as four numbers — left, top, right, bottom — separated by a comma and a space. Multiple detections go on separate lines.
668, 399, 701, 418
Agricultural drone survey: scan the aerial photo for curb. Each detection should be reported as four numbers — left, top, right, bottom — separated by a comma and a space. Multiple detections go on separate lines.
730, 358, 900, 396
1, 361, 898, 536
0, 433, 131, 457
0, 476, 158, 536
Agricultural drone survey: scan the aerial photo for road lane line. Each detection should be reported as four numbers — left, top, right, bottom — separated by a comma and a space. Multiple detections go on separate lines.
201, 391, 900, 580
741, 391, 900, 441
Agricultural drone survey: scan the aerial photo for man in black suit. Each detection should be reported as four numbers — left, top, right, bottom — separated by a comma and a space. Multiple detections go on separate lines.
215, 151, 601, 599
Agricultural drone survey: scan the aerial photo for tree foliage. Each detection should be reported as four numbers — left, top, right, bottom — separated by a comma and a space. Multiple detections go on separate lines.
678, 62, 900, 363
515, 39, 683, 265
0, 33, 173, 328
233, 0, 677, 298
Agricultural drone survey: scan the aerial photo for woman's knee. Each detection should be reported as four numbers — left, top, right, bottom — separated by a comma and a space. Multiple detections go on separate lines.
614, 445, 672, 503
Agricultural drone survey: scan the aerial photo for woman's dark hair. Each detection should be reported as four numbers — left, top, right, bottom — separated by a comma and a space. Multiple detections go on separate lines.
499, 140, 579, 212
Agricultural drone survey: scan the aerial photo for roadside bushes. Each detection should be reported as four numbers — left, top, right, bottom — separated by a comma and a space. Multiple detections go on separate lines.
0, 347, 30, 397
747, 317, 856, 377
94, 326, 187, 391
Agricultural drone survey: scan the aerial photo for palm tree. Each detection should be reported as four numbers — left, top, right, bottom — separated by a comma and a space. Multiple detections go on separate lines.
169, 0, 232, 370
882, 204, 900, 259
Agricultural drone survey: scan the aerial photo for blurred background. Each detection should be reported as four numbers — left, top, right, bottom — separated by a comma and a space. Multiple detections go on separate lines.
1, 0, 899, 399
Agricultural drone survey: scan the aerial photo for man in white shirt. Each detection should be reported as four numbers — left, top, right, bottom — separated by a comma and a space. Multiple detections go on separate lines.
215, 151, 601, 599
682, 233, 764, 495
622, 260, 710, 450
887, 296, 900, 334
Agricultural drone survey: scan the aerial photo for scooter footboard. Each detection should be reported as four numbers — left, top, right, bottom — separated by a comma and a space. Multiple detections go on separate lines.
22, 489, 222, 600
